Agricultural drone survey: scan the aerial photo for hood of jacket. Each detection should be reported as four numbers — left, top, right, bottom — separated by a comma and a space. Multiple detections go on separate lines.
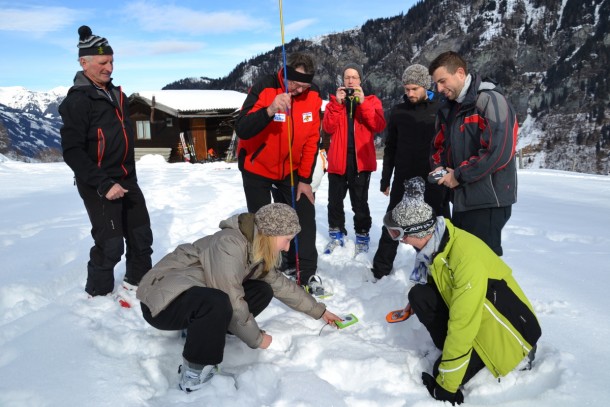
221, 212, 271, 270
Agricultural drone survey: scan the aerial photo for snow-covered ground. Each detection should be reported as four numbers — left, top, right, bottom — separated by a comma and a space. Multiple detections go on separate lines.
1, 154, 609, 406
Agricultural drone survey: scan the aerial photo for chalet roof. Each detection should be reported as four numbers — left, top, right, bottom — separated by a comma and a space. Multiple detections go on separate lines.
129, 90, 248, 117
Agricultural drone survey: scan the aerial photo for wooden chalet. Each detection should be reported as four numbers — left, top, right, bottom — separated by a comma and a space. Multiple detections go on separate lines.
128, 90, 247, 162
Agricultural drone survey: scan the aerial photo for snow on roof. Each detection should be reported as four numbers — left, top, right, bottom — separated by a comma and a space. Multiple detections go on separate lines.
131, 90, 247, 114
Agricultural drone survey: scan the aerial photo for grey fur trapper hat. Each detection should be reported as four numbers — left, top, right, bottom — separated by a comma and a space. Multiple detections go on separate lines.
383, 177, 436, 238
255, 203, 301, 236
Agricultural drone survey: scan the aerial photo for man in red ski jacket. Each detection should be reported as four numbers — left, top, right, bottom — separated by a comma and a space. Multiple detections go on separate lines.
235, 52, 323, 294
322, 62, 386, 255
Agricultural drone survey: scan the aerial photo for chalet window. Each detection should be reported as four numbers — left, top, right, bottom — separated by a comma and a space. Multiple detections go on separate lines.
136, 120, 151, 140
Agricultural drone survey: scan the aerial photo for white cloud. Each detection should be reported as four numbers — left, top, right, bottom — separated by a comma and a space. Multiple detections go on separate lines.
149, 41, 204, 55
123, 1, 269, 34
285, 18, 317, 36
219, 42, 279, 58
119, 40, 205, 56
0, 7, 81, 33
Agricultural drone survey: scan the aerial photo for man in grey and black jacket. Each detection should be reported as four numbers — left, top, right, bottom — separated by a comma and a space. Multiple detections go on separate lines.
429, 51, 518, 256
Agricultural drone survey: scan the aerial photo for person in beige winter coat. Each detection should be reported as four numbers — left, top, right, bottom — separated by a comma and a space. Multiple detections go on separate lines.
137, 203, 341, 392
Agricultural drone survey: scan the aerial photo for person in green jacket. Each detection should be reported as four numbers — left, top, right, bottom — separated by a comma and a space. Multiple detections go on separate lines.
383, 177, 541, 405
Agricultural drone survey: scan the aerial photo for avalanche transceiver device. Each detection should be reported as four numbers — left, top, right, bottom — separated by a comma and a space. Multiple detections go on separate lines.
335, 314, 359, 329
427, 168, 448, 183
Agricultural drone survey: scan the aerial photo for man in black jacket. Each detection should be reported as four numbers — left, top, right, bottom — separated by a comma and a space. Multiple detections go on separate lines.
59, 26, 153, 297
371, 64, 449, 280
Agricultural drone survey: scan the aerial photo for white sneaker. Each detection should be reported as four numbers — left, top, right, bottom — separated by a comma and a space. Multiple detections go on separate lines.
122, 281, 138, 291
116, 280, 138, 308
179, 362, 217, 393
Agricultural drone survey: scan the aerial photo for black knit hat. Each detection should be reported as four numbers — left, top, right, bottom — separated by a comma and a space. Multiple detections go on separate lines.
77, 25, 113, 57
255, 203, 301, 236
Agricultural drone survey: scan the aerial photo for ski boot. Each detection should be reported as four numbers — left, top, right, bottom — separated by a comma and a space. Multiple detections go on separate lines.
305, 275, 326, 298
355, 232, 370, 255
323, 228, 344, 254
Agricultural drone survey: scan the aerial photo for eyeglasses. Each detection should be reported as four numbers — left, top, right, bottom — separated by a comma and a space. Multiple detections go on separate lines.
343, 76, 360, 81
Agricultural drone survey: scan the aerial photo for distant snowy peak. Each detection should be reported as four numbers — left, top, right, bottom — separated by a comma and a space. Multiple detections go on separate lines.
188, 77, 211, 84
0, 86, 64, 161
0, 86, 68, 118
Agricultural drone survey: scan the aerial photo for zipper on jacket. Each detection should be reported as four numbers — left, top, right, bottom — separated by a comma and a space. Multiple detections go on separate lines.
113, 87, 129, 178
97, 129, 105, 167
287, 98, 297, 181
487, 176, 500, 207
441, 258, 456, 287
483, 302, 531, 355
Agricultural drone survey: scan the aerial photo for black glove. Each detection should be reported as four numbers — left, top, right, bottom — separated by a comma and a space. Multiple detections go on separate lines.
422, 372, 464, 405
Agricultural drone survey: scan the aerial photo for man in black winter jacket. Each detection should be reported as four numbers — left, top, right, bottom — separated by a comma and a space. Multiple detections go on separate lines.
371, 64, 449, 280
58, 26, 153, 297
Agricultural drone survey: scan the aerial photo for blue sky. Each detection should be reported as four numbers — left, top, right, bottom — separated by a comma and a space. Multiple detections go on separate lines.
0, 1, 418, 94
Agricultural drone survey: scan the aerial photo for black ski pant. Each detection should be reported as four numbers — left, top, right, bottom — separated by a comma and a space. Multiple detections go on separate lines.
452, 206, 511, 256
76, 177, 153, 296
372, 179, 449, 279
408, 282, 485, 385
141, 280, 273, 366
241, 171, 317, 285
327, 153, 372, 235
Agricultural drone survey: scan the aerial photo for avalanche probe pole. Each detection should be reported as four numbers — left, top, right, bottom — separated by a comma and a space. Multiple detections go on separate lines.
279, 0, 301, 285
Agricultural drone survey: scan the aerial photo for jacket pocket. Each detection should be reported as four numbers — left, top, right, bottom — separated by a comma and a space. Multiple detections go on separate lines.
486, 279, 541, 347
250, 142, 266, 164
461, 175, 498, 207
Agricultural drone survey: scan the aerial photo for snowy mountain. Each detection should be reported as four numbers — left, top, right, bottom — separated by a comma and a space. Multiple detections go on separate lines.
3, 0, 609, 172
0, 86, 67, 161
169, 0, 610, 175
0, 86, 68, 119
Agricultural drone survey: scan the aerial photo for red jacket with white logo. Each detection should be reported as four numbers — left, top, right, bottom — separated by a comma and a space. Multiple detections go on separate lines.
236, 70, 322, 183
322, 94, 385, 175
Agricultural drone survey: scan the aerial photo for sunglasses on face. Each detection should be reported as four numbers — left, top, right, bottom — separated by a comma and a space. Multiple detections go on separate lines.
386, 225, 406, 241
383, 217, 436, 241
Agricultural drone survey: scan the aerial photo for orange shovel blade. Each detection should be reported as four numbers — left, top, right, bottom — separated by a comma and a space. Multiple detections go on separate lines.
386, 304, 413, 323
